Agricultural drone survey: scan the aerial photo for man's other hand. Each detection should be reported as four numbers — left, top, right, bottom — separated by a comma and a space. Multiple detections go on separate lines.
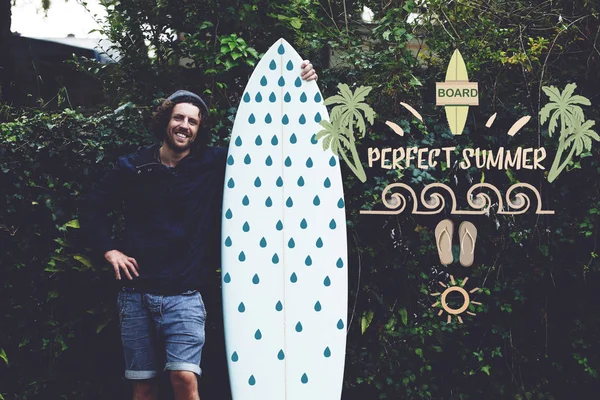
105, 250, 139, 280
301, 60, 318, 81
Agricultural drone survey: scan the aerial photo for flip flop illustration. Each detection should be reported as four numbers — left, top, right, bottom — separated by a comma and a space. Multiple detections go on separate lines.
435, 219, 454, 265
459, 221, 477, 267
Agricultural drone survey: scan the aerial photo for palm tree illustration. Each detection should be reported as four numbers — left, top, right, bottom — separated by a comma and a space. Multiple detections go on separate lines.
540, 83, 596, 182
316, 83, 375, 182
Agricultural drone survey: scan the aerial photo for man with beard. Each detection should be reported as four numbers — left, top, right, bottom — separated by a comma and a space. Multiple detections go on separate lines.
80, 61, 317, 400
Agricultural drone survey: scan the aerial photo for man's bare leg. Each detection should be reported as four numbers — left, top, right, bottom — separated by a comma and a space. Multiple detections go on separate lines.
171, 371, 200, 400
132, 379, 158, 400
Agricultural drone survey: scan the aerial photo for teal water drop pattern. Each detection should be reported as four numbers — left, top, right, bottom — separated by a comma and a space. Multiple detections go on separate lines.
259, 237, 267, 248
254, 177, 261, 187
315, 112, 322, 122
225, 236, 232, 247
248, 114, 256, 124
324, 177, 331, 188
244, 154, 251, 164
306, 157, 313, 168
284, 156, 292, 167
265, 197, 273, 207
278, 76, 285, 87
301, 373, 308, 384
238, 302, 246, 312
265, 155, 273, 166
276, 177, 283, 187
238, 251, 246, 262
300, 218, 307, 229
337, 319, 345, 330
290, 133, 297, 143
272, 253, 279, 264
242, 195, 250, 206
265, 113, 272, 124
255, 92, 262, 102
329, 156, 337, 166
269, 92, 276, 102
300, 92, 307, 102
288, 238, 295, 248
305, 256, 312, 266
255, 329, 262, 340
255, 135, 262, 146
314, 92, 322, 102
324, 276, 331, 286
277, 349, 285, 360
282, 114, 289, 125
336, 258, 344, 268
227, 155, 234, 165
314, 301, 322, 311
278, 43, 285, 54
295, 322, 303, 332
252, 274, 260, 284
338, 198, 345, 208
286, 60, 294, 70
284, 92, 291, 102
271, 135, 279, 145
329, 219, 337, 229
295, 77, 302, 87
243, 92, 250, 102
248, 375, 256, 386
276, 220, 283, 230
297, 176, 305, 186
324, 347, 331, 357
260, 76, 267, 86
235, 136, 242, 146
225, 209, 233, 219
269, 59, 276, 70
223, 273, 231, 283
313, 195, 320, 206
275, 301, 283, 311
227, 178, 235, 188
311, 133, 318, 144
243, 222, 250, 232
299, 114, 306, 124
286, 197, 293, 207
316, 238, 323, 248
290, 272, 298, 283
232, 351, 239, 362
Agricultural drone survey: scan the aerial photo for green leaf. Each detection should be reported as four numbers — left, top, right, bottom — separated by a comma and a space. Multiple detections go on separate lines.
63, 219, 80, 229
73, 254, 93, 268
361, 311, 374, 334
399, 307, 408, 326
0, 348, 7, 365
481, 365, 491, 375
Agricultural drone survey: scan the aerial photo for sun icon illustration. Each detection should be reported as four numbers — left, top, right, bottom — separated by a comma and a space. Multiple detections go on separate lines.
431, 275, 482, 324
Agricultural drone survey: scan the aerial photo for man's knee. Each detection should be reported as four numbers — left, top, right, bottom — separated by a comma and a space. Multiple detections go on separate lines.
170, 370, 197, 389
132, 379, 158, 400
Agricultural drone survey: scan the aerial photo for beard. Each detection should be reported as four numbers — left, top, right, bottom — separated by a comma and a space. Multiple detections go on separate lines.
165, 131, 194, 153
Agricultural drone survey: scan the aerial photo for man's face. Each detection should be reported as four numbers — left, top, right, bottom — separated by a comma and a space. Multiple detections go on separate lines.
164, 103, 201, 153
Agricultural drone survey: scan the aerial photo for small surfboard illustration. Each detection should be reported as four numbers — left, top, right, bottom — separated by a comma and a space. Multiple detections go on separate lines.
436, 49, 478, 135
221, 38, 348, 399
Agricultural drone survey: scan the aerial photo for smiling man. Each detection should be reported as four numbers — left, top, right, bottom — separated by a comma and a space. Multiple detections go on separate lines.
80, 61, 317, 400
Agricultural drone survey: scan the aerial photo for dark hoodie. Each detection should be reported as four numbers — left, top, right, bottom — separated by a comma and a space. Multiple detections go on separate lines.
79, 144, 227, 294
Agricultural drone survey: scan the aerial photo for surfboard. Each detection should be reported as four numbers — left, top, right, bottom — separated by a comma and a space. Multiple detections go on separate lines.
444, 49, 469, 135
221, 38, 348, 399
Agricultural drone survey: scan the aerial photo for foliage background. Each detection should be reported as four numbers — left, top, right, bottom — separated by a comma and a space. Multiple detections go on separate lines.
1, 0, 600, 399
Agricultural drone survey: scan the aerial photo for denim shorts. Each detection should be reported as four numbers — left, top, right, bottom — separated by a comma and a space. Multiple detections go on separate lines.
117, 287, 207, 380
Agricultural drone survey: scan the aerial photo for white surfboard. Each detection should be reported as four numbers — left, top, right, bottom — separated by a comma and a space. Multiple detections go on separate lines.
221, 38, 348, 399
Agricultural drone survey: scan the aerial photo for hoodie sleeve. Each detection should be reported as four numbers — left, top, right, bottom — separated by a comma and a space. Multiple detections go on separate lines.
78, 158, 129, 259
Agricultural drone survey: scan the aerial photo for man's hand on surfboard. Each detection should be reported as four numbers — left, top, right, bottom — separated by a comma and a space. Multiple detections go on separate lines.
105, 249, 139, 280
301, 60, 318, 81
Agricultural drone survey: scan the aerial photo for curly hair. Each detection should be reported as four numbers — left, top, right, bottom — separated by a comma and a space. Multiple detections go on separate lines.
151, 99, 209, 148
